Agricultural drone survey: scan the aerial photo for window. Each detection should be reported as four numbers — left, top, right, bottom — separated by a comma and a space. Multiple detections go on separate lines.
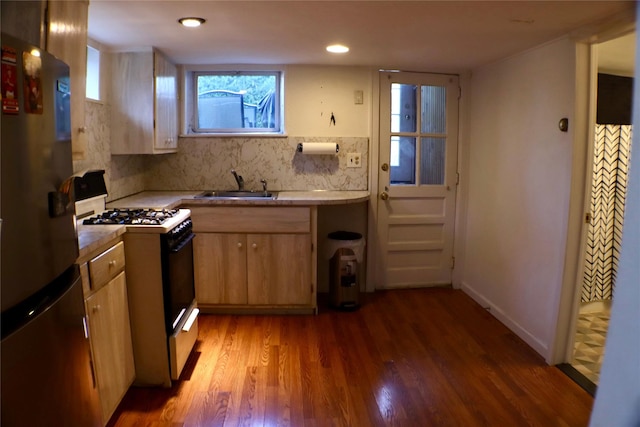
86, 45, 100, 100
389, 82, 447, 186
191, 71, 282, 134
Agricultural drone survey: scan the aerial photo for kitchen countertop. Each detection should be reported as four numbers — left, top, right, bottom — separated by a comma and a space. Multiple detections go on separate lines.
77, 222, 126, 263
78, 190, 369, 261
107, 190, 370, 209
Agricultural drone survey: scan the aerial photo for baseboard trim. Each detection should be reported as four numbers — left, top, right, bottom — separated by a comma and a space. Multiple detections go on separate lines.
556, 363, 597, 396
460, 281, 549, 359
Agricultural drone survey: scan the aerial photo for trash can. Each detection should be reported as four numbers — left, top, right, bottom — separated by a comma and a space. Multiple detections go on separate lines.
327, 231, 365, 310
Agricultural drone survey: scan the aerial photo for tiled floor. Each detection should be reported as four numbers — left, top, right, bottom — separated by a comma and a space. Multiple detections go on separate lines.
571, 306, 610, 385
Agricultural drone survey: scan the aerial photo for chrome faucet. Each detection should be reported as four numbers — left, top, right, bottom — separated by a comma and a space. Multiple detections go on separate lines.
260, 179, 268, 196
231, 169, 244, 191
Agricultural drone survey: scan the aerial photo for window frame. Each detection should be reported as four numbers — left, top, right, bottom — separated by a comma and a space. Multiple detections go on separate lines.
184, 66, 285, 136
85, 40, 102, 102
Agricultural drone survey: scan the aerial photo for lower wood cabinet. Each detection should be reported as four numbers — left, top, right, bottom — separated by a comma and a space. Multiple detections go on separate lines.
190, 206, 317, 313
194, 233, 312, 306
79, 239, 135, 425
84, 272, 135, 423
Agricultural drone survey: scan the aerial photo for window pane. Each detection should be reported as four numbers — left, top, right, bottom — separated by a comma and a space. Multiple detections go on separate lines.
420, 137, 446, 185
390, 136, 416, 185
86, 45, 100, 100
421, 85, 446, 134
391, 83, 417, 133
196, 73, 278, 131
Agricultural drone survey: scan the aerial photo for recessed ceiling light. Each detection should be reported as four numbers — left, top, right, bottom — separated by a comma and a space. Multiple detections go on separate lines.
326, 44, 349, 54
179, 17, 206, 28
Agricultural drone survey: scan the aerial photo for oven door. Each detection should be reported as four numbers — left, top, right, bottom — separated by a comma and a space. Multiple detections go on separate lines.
162, 230, 196, 334
169, 300, 199, 380
161, 228, 199, 380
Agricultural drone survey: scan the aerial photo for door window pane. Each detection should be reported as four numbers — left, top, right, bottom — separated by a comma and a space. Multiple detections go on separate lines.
420, 137, 446, 185
390, 136, 416, 185
421, 85, 446, 134
391, 83, 417, 133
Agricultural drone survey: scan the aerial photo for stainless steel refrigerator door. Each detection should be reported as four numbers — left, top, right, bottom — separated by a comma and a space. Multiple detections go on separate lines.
1, 268, 101, 426
1, 33, 78, 312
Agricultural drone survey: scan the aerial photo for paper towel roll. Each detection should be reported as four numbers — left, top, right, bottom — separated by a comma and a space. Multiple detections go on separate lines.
297, 142, 339, 155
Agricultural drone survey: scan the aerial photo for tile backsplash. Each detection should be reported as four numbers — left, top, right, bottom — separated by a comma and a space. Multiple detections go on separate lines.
144, 136, 369, 192
75, 101, 369, 201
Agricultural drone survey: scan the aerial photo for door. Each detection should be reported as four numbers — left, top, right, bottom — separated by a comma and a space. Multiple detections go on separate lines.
85, 272, 135, 423
1, 271, 102, 426
247, 234, 312, 305
154, 51, 178, 151
377, 72, 459, 288
194, 233, 248, 304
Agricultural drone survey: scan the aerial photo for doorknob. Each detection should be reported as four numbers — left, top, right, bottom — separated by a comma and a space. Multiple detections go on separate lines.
381, 163, 389, 171
380, 192, 389, 200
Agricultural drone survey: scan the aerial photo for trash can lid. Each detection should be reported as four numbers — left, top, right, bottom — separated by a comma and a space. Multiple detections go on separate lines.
328, 230, 362, 241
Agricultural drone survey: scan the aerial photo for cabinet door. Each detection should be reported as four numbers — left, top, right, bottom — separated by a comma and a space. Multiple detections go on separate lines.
46, 0, 89, 160
110, 51, 155, 154
1, 1, 46, 47
194, 233, 248, 304
247, 234, 312, 305
85, 272, 135, 424
154, 52, 178, 151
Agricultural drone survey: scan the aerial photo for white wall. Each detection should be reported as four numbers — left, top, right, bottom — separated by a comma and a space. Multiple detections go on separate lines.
589, 27, 640, 427
285, 65, 372, 137
82, 63, 374, 199
461, 38, 576, 359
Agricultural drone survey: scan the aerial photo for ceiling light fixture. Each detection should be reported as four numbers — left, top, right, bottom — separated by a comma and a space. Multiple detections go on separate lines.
326, 44, 349, 54
178, 17, 206, 28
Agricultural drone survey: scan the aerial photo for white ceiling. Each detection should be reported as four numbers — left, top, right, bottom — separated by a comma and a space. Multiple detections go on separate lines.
88, 1, 636, 72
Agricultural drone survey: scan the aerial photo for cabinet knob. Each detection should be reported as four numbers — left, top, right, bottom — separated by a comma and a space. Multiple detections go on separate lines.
108, 260, 117, 268
252, 243, 258, 249
92, 305, 100, 313
237, 242, 243, 248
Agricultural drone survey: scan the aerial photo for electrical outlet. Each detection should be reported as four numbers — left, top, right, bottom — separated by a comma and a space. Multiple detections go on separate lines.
347, 153, 362, 168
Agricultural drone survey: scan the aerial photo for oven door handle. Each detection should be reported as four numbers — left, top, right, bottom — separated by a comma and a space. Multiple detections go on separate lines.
170, 233, 195, 253
182, 308, 199, 332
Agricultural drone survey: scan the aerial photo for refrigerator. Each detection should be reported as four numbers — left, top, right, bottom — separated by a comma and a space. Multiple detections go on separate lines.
0, 33, 101, 426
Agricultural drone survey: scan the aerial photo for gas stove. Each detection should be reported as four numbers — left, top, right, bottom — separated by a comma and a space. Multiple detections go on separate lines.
82, 208, 180, 226
76, 195, 191, 234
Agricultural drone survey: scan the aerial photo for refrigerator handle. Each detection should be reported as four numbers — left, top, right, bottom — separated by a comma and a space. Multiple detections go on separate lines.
83, 316, 98, 389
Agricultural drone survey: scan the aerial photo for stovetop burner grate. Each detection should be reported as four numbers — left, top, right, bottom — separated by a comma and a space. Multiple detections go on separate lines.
82, 208, 180, 225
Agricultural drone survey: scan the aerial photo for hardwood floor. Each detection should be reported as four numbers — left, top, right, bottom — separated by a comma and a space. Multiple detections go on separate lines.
108, 288, 593, 427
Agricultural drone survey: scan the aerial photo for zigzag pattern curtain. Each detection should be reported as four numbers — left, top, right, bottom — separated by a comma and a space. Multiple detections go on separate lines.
582, 124, 633, 302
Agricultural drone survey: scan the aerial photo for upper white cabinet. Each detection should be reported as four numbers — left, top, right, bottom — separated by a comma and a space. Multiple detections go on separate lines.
110, 50, 178, 154
46, 0, 89, 160
1, 0, 88, 157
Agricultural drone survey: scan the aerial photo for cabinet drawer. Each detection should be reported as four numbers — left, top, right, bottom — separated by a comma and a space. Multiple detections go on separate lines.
89, 241, 125, 291
169, 308, 199, 380
191, 207, 310, 233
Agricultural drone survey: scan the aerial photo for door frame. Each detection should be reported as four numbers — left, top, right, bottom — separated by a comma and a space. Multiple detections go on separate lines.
366, 70, 471, 292
550, 22, 636, 365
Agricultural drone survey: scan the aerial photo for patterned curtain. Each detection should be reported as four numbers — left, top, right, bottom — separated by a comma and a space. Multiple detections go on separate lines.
582, 125, 633, 302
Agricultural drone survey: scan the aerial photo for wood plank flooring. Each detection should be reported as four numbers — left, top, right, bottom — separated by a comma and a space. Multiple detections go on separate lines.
107, 288, 593, 427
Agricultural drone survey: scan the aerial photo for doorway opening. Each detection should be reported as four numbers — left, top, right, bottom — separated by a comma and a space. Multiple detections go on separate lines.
567, 31, 635, 392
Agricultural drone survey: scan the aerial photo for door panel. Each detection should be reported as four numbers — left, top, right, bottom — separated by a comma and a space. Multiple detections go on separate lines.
194, 233, 247, 304
377, 72, 459, 288
247, 234, 311, 305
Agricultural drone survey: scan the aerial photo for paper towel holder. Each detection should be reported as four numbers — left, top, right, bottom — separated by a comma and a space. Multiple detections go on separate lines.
296, 143, 340, 153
